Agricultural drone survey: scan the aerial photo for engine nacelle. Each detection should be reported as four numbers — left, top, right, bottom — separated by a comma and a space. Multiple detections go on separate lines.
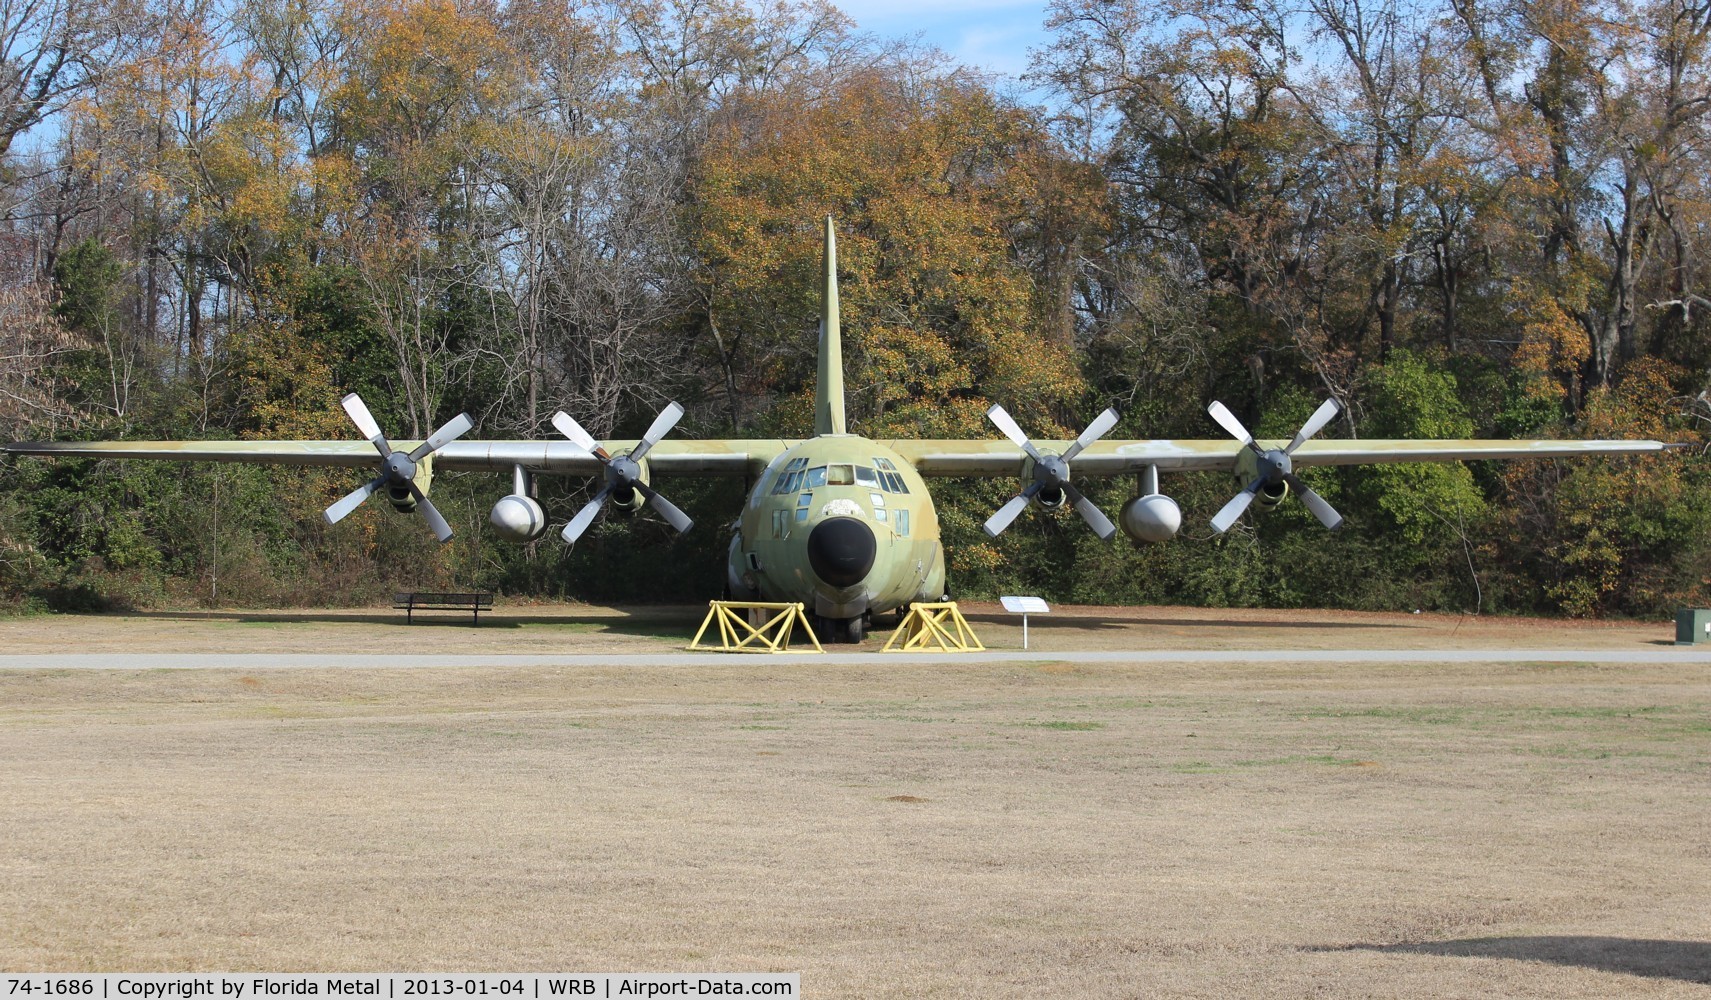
609, 457, 651, 512
1254, 479, 1290, 512
386, 456, 434, 513
1019, 455, 1068, 509
1120, 494, 1182, 543
489, 494, 547, 542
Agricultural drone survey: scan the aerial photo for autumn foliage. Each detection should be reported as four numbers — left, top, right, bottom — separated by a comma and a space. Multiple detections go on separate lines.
0, 0, 1706, 616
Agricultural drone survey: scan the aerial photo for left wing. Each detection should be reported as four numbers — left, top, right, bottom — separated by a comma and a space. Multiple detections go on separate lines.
886, 437, 1676, 476
891, 396, 1678, 540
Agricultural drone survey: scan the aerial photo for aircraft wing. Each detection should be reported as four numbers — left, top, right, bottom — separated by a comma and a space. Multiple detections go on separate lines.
885, 437, 1678, 476
6, 435, 1674, 478
3, 438, 796, 477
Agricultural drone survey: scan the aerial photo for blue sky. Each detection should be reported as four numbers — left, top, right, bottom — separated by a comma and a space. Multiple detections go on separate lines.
832, 0, 1051, 80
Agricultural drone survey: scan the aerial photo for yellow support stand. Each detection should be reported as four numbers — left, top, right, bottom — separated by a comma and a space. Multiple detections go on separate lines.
688, 601, 825, 653
881, 602, 985, 653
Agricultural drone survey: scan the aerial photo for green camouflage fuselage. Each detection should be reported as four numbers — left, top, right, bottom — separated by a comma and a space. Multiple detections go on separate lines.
729, 433, 945, 619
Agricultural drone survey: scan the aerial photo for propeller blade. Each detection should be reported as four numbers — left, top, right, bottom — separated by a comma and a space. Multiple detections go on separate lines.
409, 412, 474, 462
1210, 476, 1266, 534
1207, 401, 1257, 449
1064, 484, 1117, 541
561, 486, 613, 544
1063, 407, 1120, 462
342, 393, 391, 457
982, 493, 1032, 538
1283, 473, 1344, 530
405, 481, 454, 543
552, 411, 602, 457
985, 404, 1044, 462
636, 482, 694, 534
1285, 398, 1341, 455
324, 476, 384, 525
630, 401, 685, 462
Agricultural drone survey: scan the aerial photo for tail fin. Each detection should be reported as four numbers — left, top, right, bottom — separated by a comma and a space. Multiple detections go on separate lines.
814, 215, 847, 436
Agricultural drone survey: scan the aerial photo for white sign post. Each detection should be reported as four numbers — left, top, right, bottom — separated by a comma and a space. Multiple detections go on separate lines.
999, 595, 1050, 650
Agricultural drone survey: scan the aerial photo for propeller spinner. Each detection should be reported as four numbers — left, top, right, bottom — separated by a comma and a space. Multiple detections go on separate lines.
323, 393, 473, 543
982, 405, 1121, 541
1207, 397, 1344, 533
553, 401, 695, 543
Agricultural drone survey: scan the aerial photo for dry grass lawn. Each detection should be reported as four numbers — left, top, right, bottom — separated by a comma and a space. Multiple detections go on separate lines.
0, 606, 1707, 997
0, 601, 1674, 654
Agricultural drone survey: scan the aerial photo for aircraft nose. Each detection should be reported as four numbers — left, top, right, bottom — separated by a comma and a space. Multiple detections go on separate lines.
807, 516, 876, 588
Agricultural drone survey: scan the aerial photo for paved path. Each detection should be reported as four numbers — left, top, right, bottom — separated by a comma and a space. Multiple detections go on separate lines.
4, 648, 1711, 669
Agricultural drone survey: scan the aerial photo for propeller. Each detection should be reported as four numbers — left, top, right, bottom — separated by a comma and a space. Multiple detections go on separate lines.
323, 393, 473, 543
982, 404, 1121, 540
553, 401, 695, 544
1207, 397, 1344, 533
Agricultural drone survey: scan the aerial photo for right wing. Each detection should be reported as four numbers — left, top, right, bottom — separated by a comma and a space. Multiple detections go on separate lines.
3, 438, 797, 478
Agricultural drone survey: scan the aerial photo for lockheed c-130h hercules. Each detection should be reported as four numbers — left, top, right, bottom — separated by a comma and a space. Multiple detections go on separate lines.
5, 218, 1678, 641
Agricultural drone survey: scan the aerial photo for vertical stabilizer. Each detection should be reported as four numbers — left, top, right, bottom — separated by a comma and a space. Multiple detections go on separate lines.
815, 215, 847, 436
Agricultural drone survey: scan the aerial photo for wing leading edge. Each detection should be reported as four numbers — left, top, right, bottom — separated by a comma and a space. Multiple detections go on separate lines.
2, 439, 795, 477
886, 437, 1678, 477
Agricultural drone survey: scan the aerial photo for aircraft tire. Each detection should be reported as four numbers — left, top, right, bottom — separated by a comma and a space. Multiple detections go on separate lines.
845, 615, 865, 643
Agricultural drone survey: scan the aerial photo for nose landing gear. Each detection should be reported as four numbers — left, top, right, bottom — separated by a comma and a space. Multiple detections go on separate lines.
811, 613, 868, 644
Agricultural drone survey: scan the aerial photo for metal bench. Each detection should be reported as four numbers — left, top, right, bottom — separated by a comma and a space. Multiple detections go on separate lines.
393, 592, 494, 625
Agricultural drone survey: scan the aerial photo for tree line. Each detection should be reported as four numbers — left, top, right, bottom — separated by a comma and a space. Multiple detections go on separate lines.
0, 0, 1707, 616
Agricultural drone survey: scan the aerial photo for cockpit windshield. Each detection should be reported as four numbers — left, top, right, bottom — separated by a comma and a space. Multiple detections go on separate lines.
771, 457, 910, 495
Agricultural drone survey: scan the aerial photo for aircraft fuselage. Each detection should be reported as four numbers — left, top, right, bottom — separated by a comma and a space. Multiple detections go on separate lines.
727, 433, 946, 624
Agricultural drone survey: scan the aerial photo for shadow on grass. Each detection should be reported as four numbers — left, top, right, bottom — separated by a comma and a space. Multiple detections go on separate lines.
1314, 936, 1711, 984
960, 613, 1417, 632
74, 606, 1424, 636
79, 607, 704, 637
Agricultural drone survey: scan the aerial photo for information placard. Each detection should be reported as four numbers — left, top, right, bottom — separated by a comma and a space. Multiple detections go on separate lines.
999, 595, 1050, 649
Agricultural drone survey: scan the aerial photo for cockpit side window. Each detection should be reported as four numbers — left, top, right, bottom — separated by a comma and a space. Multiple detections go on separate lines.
770, 456, 809, 495
870, 459, 911, 493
